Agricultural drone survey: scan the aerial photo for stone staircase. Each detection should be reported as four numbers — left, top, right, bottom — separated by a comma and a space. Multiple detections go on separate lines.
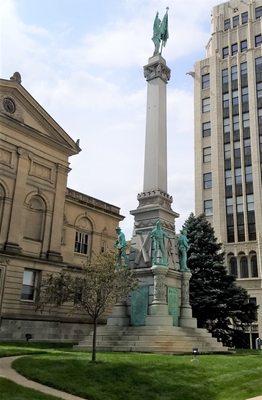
75, 325, 228, 354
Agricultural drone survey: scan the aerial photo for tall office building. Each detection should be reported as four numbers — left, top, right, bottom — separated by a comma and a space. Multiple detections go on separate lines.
194, 0, 262, 346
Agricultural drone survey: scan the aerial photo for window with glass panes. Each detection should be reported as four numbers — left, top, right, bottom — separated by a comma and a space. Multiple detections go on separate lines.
202, 74, 210, 89
257, 82, 262, 100
232, 90, 239, 113
74, 231, 89, 254
224, 19, 230, 30
223, 93, 229, 109
240, 256, 248, 277
21, 270, 37, 301
225, 170, 232, 186
255, 57, 262, 82
255, 35, 262, 47
233, 15, 239, 27
240, 40, 247, 52
235, 168, 242, 185
203, 172, 212, 189
231, 65, 238, 81
241, 12, 248, 24
202, 97, 210, 113
242, 87, 249, 109
202, 121, 211, 137
250, 254, 258, 277
255, 6, 262, 19
223, 118, 230, 143
204, 200, 213, 216
231, 43, 238, 55
233, 115, 240, 140
229, 257, 238, 277
223, 47, 229, 59
203, 147, 211, 163
226, 198, 234, 243
244, 138, 252, 166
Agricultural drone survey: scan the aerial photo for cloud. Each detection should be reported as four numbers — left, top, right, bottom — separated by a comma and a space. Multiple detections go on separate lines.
1, 0, 220, 238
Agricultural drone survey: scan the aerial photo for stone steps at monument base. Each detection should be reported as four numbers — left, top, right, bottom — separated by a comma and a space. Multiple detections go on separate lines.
94, 326, 214, 338
76, 326, 227, 354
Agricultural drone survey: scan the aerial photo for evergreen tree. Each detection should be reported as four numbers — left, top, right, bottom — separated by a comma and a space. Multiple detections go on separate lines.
183, 213, 258, 347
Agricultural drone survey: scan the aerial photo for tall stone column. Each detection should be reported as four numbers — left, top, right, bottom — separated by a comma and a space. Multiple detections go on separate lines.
143, 55, 170, 193
179, 272, 197, 328
5, 148, 28, 253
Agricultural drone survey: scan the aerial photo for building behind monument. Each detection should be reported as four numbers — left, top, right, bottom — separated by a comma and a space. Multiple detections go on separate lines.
0, 74, 123, 340
194, 0, 262, 347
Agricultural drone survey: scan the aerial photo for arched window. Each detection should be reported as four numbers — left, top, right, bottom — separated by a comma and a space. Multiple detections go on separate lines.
229, 257, 238, 277
24, 196, 46, 241
240, 256, 249, 278
74, 217, 92, 256
250, 253, 258, 278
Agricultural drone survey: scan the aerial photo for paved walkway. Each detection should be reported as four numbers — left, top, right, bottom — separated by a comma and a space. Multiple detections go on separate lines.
247, 397, 262, 400
0, 355, 86, 400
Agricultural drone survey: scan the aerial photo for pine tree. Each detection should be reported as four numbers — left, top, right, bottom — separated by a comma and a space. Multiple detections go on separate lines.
183, 213, 257, 347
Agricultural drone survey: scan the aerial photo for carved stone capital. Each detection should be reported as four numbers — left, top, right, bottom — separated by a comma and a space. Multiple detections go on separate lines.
17, 147, 29, 159
144, 61, 171, 83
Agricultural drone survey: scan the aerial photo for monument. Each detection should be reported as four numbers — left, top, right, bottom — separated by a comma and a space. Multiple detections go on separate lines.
77, 9, 227, 353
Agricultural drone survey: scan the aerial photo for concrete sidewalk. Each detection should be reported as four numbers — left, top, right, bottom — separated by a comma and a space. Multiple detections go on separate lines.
0, 355, 86, 400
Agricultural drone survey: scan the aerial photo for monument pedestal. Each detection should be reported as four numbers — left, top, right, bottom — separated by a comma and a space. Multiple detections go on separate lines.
179, 272, 197, 328
107, 301, 129, 327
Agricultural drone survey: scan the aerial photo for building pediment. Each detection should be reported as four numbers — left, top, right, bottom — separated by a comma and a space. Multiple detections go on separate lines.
0, 77, 80, 156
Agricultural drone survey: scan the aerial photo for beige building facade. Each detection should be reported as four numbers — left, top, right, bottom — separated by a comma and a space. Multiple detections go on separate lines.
194, 0, 262, 346
0, 73, 123, 340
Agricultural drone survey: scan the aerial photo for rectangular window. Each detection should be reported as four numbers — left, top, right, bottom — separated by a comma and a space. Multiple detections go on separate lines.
226, 197, 233, 214
74, 231, 89, 254
224, 143, 231, 160
203, 172, 212, 189
223, 46, 229, 59
204, 199, 213, 216
257, 82, 262, 99
222, 69, 229, 84
243, 112, 250, 128
203, 146, 211, 163
233, 115, 239, 132
223, 118, 230, 143
235, 168, 242, 185
231, 43, 238, 55
231, 65, 238, 81
242, 87, 249, 103
233, 15, 240, 27
225, 170, 232, 186
202, 74, 210, 89
255, 35, 262, 47
255, 6, 262, 19
236, 196, 244, 213
247, 194, 254, 211
21, 270, 37, 301
202, 97, 210, 113
224, 19, 231, 30
202, 121, 211, 137
241, 12, 248, 24
245, 166, 253, 183
240, 40, 247, 52
223, 92, 230, 109
232, 90, 239, 106
240, 62, 247, 76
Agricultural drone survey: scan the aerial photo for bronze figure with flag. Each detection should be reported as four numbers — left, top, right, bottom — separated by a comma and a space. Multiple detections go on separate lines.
152, 7, 169, 56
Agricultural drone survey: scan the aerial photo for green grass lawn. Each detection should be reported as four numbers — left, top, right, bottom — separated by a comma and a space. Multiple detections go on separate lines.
11, 349, 262, 400
0, 378, 60, 400
0, 342, 73, 358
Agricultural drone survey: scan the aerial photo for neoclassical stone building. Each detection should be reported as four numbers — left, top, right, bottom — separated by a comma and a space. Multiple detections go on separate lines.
0, 73, 123, 340
194, 0, 262, 347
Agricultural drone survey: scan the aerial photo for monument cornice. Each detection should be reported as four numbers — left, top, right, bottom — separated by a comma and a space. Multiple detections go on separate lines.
144, 56, 171, 83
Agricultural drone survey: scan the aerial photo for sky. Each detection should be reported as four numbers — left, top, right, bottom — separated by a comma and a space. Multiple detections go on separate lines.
0, 0, 222, 238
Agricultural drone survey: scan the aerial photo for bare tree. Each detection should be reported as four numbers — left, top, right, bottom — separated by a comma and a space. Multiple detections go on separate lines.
37, 252, 138, 362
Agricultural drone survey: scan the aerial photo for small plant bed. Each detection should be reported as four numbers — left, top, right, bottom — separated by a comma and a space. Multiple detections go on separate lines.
13, 350, 262, 400
0, 377, 60, 400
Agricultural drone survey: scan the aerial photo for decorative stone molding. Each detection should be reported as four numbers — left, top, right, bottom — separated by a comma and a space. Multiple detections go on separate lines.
144, 61, 171, 83
0, 148, 13, 168
151, 265, 168, 304
17, 147, 29, 159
